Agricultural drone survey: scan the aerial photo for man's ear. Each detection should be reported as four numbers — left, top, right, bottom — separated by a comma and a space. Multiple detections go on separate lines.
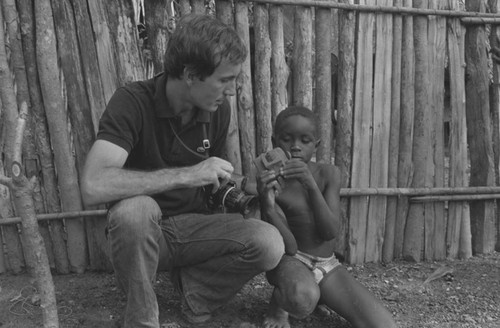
183, 67, 196, 85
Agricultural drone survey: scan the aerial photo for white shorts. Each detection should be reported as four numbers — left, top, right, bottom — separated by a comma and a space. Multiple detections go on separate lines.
293, 250, 341, 284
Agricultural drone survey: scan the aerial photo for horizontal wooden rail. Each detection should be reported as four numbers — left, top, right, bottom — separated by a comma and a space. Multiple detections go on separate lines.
0, 209, 107, 225
411, 194, 500, 202
1, 187, 500, 225
248, 0, 500, 19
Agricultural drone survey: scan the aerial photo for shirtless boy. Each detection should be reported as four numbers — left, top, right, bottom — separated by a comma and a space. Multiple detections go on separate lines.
257, 106, 397, 328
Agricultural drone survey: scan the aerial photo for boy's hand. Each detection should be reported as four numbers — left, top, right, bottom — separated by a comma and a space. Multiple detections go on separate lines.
257, 169, 282, 206
281, 159, 316, 190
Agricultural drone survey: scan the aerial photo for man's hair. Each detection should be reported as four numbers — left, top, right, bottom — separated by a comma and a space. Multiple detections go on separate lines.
274, 106, 317, 136
164, 14, 247, 80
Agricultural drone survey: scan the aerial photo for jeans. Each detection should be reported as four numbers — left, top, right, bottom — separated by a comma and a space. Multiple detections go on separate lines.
107, 195, 284, 328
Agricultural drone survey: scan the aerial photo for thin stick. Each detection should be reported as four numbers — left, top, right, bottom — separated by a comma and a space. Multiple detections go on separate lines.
0, 209, 108, 225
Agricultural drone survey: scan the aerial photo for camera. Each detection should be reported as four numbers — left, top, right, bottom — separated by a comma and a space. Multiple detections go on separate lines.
254, 148, 288, 186
208, 180, 258, 215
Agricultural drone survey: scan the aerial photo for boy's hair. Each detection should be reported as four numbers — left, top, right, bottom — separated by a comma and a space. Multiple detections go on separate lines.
274, 106, 317, 136
164, 14, 247, 80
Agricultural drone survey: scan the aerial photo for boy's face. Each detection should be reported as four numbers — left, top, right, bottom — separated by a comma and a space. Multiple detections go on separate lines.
188, 58, 241, 112
273, 115, 319, 163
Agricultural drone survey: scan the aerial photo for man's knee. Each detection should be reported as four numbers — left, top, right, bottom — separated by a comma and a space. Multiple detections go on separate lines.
248, 220, 284, 271
108, 196, 162, 237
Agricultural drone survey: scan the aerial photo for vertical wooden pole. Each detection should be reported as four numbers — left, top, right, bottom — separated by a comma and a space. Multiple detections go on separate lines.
314, 6, 332, 164
366, 0, 392, 263
447, 0, 471, 259
216, 1, 243, 174
16, 0, 70, 274
292, 5, 313, 109
427, 0, 447, 260
191, 0, 205, 14
35, 0, 88, 273
254, 3, 273, 155
87, 1, 120, 103
394, 0, 414, 259
383, 0, 402, 263
349, 0, 374, 264
488, 0, 500, 252
403, 0, 430, 262
464, 0, 497, 254
270, 5, 289, 122
235, 1, 256, 176
335, 0, 356, 259
144, 0, 171, 75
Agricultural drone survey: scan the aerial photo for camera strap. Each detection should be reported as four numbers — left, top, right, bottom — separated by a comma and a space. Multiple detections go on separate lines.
168, 119, 210, 160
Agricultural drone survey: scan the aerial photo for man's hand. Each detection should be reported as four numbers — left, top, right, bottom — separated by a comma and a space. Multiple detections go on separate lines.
192, 157, 234, 193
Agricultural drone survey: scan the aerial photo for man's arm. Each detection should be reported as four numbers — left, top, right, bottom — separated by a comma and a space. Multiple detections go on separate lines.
80, 139, 234, 207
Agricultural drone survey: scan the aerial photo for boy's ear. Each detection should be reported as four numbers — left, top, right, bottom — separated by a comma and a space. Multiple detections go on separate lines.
315, 139, 321, 148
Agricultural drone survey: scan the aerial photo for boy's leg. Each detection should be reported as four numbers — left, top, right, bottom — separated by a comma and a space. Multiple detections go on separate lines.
162, 213, 284, 317
264, 256, 320, 328
319, 266, 397, 328
107, 195, 170, 328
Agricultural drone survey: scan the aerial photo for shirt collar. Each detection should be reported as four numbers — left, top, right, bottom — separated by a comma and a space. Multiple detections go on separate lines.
154, 72, 211, 123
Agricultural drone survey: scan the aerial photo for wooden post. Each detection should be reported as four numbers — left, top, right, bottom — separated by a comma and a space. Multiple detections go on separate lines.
383, 0, 402, 263
394, 0, 414, 259
446, 0, 471, 259
464, 0, 497, 254
144, 0, 171, 75
35, 0, 88, 273
349, 0, 375, 264
216, 1, 243, 174
365, 0, 392, 263
403, 0, 429, 262
292, 5, 313, 108
488, 0, 500, 252
335, 0, 356, 259
16, 0, 70, 274
254, 3, 273, 155
235, 1, 256, 176
87, 1, 120, 103
191, 0, 205, 14
270, 5, 289, 123
427, 0, 447, 260
314, 6, 332, 164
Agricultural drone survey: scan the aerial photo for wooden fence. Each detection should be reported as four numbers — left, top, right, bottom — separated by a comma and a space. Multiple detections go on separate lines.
1, 0, 500, 274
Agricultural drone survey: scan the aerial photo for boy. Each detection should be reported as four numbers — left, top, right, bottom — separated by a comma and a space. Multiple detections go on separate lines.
257, 106, 397, 328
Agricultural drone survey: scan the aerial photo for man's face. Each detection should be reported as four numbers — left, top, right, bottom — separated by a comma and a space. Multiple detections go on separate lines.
189, 58, 242, 112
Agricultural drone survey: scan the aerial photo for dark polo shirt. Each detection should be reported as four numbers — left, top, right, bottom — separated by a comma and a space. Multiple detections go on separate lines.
97, 73, 230, 216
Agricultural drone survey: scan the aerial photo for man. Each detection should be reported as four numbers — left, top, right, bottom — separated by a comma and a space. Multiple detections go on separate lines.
81, 14, 284, 328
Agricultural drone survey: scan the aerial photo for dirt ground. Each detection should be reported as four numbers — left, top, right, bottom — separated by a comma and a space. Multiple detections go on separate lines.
0, 252, 499, 328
